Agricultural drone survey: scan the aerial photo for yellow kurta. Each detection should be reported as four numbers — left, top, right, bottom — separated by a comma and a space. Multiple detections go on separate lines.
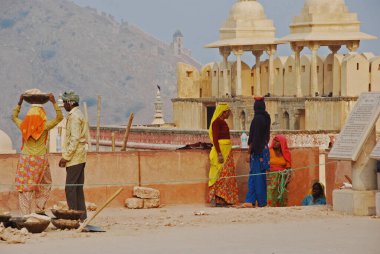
63, 107, 88, 167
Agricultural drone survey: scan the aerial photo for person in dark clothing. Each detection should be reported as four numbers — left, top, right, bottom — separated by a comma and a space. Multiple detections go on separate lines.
238, 97, 271, 208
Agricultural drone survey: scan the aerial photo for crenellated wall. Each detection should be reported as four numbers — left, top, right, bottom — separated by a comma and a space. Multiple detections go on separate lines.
173, 52, 380, 132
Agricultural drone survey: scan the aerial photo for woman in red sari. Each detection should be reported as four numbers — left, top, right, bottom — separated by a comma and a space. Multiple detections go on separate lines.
267, 134, 292, 207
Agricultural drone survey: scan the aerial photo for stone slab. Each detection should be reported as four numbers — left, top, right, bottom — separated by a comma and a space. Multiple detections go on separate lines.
125, 198, 144, 209
133, 186, 160, 199
329, 92, 380, 161
370, 140, 380, 160
377, 192, 380, 216
143, 198, 160, 209
333, 189, 376, 216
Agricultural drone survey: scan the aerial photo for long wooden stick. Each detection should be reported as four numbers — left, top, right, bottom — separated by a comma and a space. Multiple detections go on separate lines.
121, 113, 134, 151
344, 175, 353, 184
111, 132, 116, 152
77, 187, 123, 232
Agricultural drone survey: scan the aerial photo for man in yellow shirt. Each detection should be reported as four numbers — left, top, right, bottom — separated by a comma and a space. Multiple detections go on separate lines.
59, 91, 88, 221
12, 91, 63, 215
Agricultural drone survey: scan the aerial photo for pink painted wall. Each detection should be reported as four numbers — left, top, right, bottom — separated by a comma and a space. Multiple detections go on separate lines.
0, 148, 330, 210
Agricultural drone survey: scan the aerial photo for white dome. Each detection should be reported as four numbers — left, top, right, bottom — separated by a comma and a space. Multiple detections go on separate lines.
305, 0, 345, 7
279, 0, 376, 43
0, 129, 15, 154
206, 0, 277, 48
229, 0, 265, 20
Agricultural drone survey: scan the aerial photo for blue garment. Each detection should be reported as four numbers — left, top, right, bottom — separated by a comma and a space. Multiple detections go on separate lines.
301, 195, 326, 206
245, 146, 270, 207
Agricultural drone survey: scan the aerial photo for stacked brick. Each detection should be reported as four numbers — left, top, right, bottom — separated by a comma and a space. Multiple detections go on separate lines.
125, 187, 160, 209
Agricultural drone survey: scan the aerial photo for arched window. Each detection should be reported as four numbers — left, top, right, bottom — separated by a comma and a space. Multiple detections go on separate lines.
284, 111, 290, 130
240, 111, 246, 130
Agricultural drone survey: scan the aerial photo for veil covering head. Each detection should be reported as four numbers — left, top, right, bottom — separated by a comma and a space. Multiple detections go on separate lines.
250, 97, 271, 154
20, 106, 47, 148
270, 134, 292, 167
208, 103, 230, 143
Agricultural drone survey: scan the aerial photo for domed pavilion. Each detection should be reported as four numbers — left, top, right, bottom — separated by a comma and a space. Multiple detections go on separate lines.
205, 0, 279, 97
279, 0, 376, 97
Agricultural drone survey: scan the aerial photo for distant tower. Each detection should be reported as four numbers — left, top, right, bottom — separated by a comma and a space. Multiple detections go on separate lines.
151, 85, 165, 125
172, 30, 184, 56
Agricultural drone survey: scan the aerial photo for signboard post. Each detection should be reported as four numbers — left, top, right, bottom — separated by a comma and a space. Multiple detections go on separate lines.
328, 92, 380, 216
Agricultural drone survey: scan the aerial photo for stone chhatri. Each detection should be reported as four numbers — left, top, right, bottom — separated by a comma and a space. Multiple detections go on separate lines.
205, 0, 277, 47
279, 0, 376, 42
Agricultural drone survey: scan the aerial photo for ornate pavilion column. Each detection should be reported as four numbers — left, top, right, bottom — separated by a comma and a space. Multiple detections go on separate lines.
220, 47, 231, 97
253, 50, 263, 96
233, 48, 244, 96
266, 45, 277, 96
291, 43, 304, 97
328, 45, 341, 97
309, 42, 320, 97
346, 40, 360, 52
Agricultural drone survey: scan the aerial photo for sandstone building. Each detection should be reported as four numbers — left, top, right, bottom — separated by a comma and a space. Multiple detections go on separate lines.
172, 0, 378, 131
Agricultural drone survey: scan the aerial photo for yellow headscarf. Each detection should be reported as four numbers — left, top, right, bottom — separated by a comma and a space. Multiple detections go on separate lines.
208, 103, 230, 143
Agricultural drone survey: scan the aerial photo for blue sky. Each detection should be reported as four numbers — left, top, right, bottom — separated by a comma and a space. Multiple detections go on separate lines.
72, 0, 380, 65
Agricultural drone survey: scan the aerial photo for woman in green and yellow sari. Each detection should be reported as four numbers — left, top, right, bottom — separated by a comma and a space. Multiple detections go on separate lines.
208, 103, 239, 207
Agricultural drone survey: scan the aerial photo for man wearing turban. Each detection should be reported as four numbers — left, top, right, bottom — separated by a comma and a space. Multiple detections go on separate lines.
59, 91, 88, 221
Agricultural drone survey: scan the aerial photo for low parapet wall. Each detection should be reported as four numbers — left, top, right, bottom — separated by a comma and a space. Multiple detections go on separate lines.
0, 147, 344, 211
90, 127, 337, 151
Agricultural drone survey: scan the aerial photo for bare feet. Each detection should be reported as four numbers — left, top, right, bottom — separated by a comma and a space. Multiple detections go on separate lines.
235, 203, 254, 208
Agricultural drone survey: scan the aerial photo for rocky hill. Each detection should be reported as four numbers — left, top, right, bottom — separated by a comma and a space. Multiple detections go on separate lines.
0, 0, 201, 149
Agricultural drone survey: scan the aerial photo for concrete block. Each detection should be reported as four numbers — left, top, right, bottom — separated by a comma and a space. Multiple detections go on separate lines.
143, 198, 160, 209
333, 189, 376, 216
133, 186, 160, 199
376, 192, 380, 216
125, 198, 144, 209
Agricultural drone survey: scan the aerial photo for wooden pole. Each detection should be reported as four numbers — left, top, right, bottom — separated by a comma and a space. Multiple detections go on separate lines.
83, 102, 92, 152
96, 96, 101, 152
77, 187, 123, 232
111, 132, 115, 152
120, 112, 134, 151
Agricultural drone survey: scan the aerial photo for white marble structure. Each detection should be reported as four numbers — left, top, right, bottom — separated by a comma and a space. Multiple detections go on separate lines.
279, 0, 376, 97
0, 129, 16, 154
205, 0, 279, 97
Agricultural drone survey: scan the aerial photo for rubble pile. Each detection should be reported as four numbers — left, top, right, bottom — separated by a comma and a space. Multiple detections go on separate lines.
125, 187, 160, 209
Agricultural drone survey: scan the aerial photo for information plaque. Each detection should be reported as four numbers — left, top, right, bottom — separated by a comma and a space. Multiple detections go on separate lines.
329, 92, 380, 161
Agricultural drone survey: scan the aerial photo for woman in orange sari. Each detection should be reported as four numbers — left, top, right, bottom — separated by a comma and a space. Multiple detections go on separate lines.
208, 103, 239, 207
267, 134, 292, 207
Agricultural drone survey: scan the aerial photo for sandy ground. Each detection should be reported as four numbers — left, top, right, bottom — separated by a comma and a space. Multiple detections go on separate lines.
1, 205, 380, 254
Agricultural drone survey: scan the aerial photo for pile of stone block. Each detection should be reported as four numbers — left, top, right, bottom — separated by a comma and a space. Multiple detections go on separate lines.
125, 187, 160, 209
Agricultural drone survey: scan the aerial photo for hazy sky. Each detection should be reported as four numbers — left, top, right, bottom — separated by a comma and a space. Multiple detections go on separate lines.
72, 0, 380, 65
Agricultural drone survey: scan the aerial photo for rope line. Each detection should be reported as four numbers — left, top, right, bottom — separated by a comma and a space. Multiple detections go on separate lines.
0, 161, 337, 188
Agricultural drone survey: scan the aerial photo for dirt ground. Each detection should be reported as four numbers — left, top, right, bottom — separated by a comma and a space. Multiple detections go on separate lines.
1, 205, 379, 254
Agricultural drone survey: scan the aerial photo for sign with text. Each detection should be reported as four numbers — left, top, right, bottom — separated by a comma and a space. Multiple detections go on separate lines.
370, 140, 380, 160
329, 92, 380, 161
